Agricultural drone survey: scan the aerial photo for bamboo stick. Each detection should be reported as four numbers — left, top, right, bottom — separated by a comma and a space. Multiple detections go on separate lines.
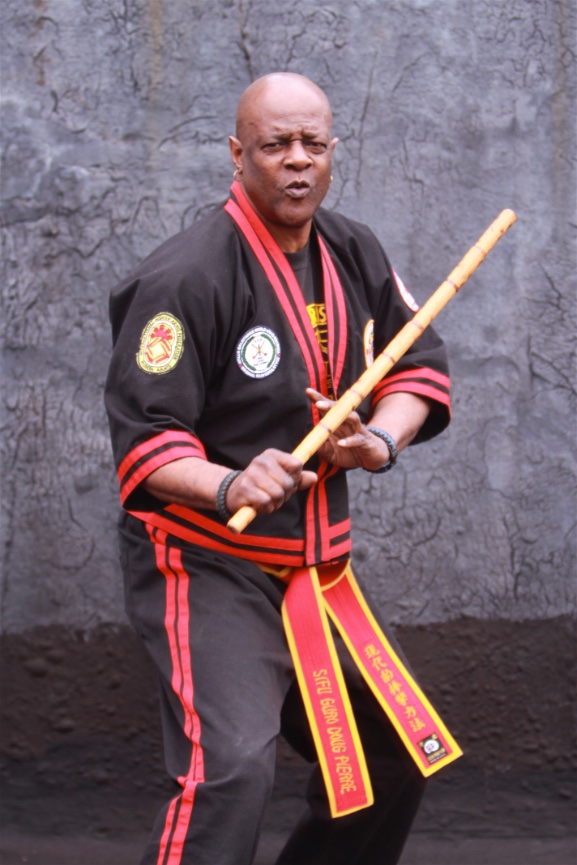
228, 208, 517, 535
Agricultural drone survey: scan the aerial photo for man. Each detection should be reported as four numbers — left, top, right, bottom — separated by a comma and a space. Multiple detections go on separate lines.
105, 73, 454, 865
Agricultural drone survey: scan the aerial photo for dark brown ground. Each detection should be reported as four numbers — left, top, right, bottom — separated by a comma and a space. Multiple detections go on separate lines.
1, 618, 575, 864
1, 759, 575, 865
0, 830, 574, 864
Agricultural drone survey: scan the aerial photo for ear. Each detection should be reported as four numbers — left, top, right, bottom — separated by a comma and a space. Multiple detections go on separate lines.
329, 137, 339, 156
229, 136, 244, 173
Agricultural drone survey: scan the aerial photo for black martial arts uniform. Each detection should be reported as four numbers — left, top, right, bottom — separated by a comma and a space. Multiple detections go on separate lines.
105, 182, 451, 865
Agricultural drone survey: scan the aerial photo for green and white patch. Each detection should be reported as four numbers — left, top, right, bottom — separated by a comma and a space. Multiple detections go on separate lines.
236, 326, 281, 379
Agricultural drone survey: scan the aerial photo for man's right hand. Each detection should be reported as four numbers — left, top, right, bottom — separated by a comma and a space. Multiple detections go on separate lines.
226, 449, 317, 516
143, 450, 316, 517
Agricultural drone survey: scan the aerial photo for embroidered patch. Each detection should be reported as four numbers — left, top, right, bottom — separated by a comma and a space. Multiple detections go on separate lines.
236, 326, 281, 379
137, 313, 184, 375
417, 732, 448, 765
393, 269, 420, 313
363, 319, 375, 368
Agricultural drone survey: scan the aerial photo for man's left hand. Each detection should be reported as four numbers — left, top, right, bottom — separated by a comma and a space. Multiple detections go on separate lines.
305, 388, 390, 472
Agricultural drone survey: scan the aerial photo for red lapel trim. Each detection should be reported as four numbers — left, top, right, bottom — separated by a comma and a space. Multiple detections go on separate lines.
318, 237, 348, 396
225, 184, 326, 401
225, 182, 352, 565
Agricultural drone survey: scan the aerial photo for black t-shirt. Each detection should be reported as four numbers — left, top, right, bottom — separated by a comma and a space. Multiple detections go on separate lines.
286, 239, 334, 396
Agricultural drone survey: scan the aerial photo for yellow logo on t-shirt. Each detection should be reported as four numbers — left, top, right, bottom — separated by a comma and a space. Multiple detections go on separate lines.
307, 303, 328, 330
307, 302, 334, 396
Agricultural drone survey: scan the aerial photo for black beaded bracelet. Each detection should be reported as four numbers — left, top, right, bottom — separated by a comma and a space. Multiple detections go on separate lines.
365, 427, 398, 474
216, 470, 242, 522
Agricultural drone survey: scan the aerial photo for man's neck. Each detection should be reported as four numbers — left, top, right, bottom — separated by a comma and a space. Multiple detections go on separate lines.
256, 212, 312, 253
269, 223, 311, 252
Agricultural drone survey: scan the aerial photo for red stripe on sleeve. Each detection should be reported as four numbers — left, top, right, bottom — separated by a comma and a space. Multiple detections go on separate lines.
118, 431, 206, 486
370, 366, 451, 411
371, 380, 451, 410
328, 518, 351, 540
377, 367, 451, 390
120, 444, 206, 506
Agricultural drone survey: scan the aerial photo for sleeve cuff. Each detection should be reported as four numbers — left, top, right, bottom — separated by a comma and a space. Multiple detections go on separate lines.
117, 430, 207, 506
370, 367, 451, 414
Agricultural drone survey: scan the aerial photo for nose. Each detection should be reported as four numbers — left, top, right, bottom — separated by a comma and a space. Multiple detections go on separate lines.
284, 139, 313, 170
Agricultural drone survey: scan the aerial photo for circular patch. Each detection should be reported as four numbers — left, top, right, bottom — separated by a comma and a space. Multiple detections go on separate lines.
422, 736, 441, 755
137, 312, 184, 375
236, 326, 281, 379
363, 319, 375, 368
393, 268, 420, 313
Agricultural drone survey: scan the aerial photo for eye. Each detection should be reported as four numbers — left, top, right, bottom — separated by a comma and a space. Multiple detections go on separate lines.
305, 141, 328, 154
262, 141, 286, 152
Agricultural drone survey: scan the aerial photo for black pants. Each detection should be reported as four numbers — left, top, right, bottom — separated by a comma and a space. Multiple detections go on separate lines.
120, 516, 426, 865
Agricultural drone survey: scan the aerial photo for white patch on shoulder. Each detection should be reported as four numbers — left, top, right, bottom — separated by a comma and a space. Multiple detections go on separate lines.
363, 319, 375, 368
393, 269, 420, 312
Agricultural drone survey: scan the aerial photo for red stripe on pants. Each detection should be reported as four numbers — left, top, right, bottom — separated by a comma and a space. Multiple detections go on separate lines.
148, 528, 205, 865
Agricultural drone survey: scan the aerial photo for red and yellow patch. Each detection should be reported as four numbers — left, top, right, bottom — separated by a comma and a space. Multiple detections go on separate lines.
137, 313, 184, 374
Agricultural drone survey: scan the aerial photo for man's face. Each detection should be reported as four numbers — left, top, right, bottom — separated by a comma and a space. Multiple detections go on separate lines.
230, 82, 338, 250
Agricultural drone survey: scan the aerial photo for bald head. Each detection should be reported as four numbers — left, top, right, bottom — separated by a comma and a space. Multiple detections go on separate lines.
236, 73, 333, 142
229, 72, 338, 252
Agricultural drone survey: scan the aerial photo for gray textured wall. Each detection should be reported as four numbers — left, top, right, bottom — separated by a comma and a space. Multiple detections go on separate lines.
1, 0, 575, 631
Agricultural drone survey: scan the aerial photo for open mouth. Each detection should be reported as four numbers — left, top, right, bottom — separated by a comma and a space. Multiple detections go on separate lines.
285, 180, 311, 199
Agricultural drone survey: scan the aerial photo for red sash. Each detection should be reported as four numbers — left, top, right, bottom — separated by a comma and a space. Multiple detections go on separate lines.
276, 562, 462, 818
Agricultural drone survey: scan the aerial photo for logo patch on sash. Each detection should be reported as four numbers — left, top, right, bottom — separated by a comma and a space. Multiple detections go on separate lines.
363, 320, 374, 368
393, 269, 420, 313
236, 326, 281, 379
137, 313, 184, 375
417, 732, 448, 765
